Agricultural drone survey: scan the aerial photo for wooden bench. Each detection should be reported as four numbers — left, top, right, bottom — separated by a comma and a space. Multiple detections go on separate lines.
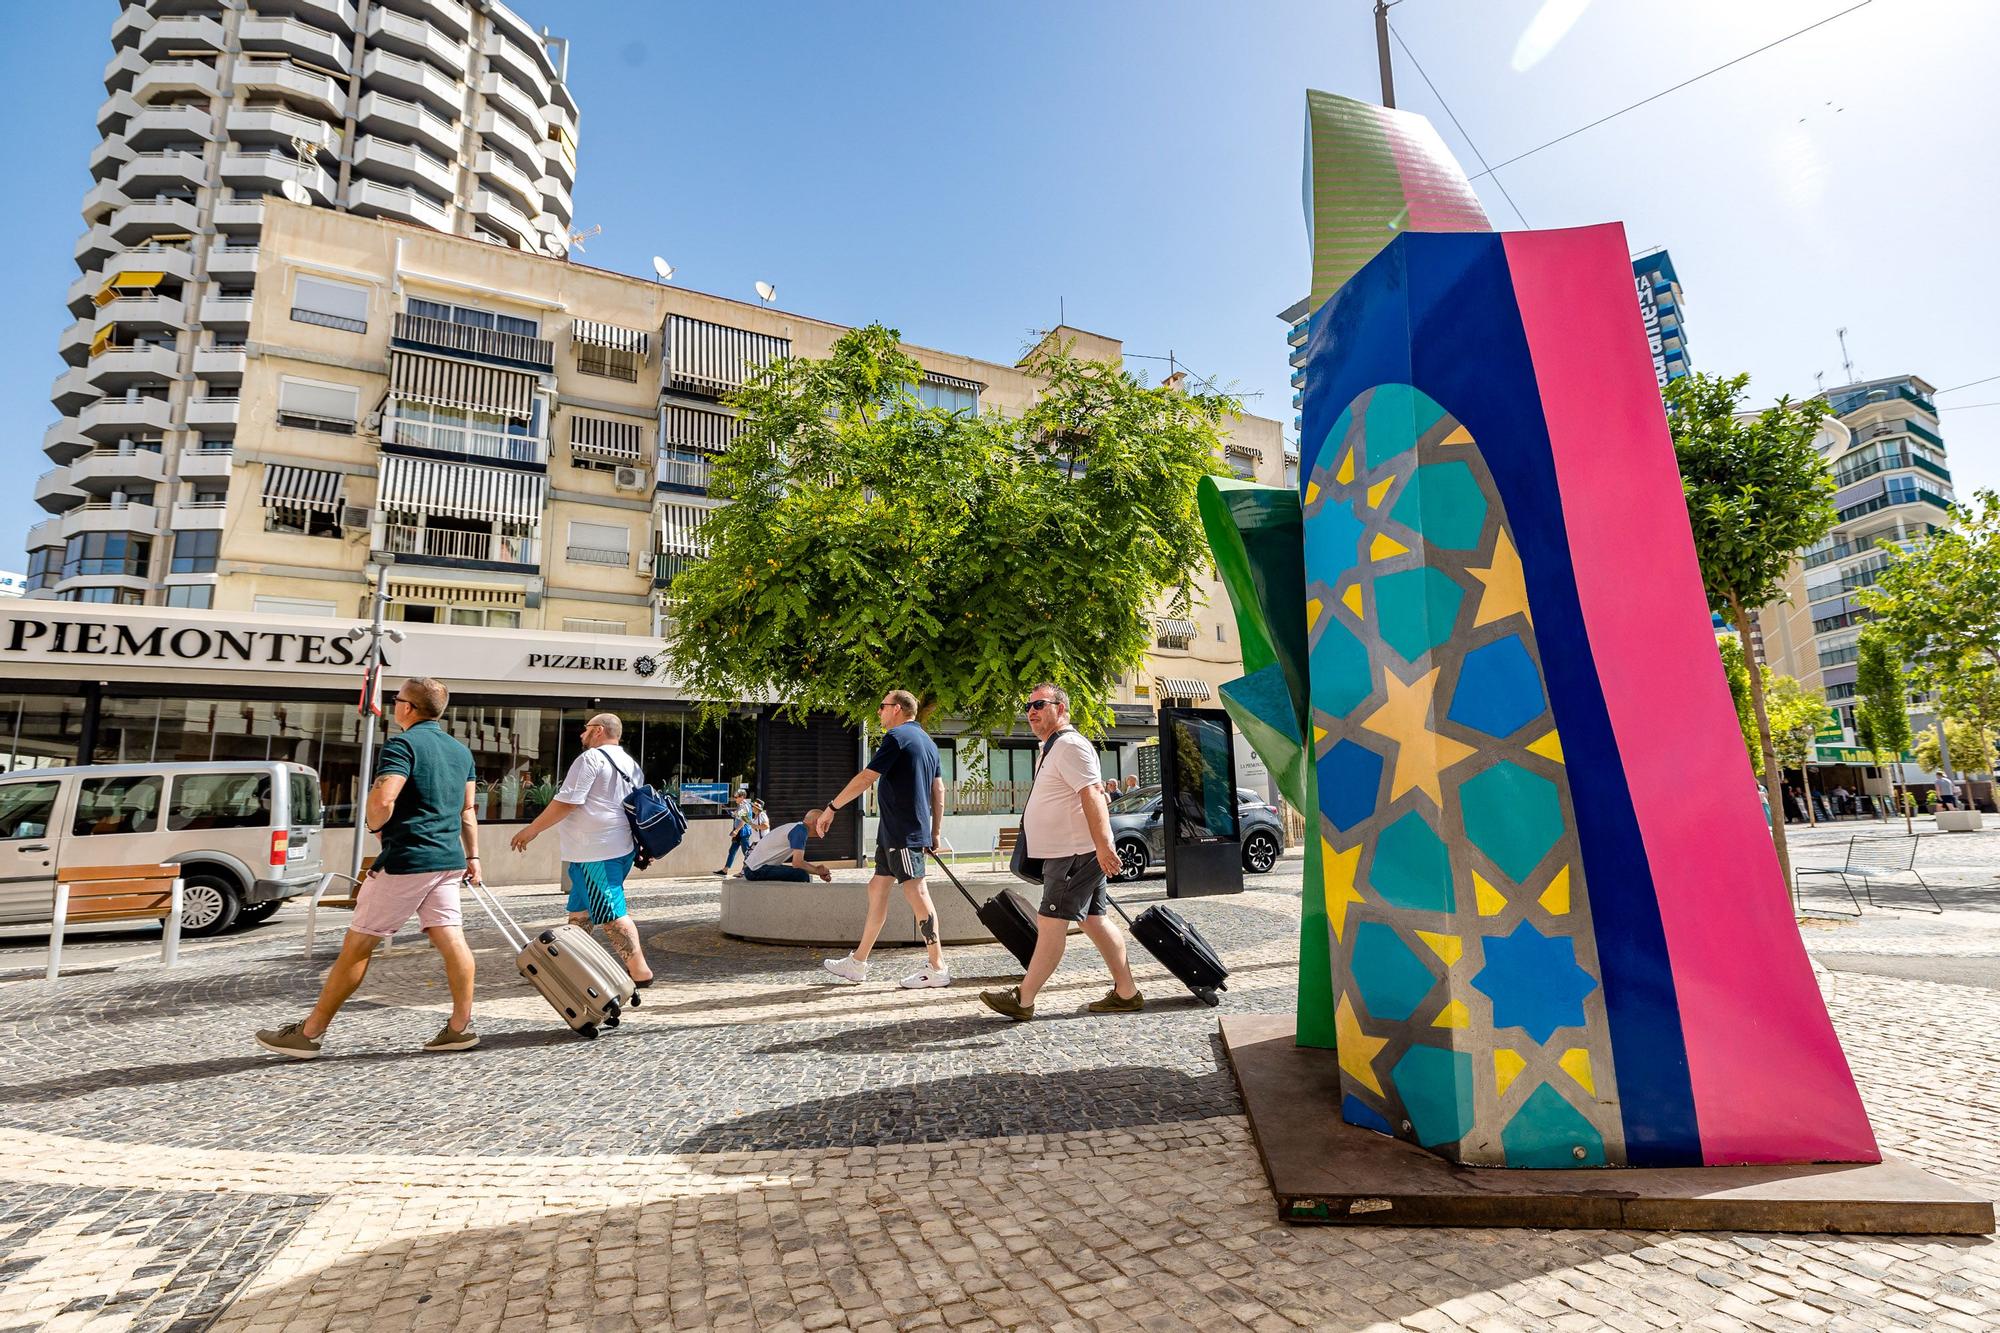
991, 826, 1020, 873
47, 863, 183, 987
1794, 833, 1943, 917
304, 856, 373, 958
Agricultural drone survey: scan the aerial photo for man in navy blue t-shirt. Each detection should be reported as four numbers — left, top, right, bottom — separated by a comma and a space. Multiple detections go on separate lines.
812, 689, 947, 988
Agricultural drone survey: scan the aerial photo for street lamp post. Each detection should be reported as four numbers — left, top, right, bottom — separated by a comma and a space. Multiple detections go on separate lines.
346, 567, 403, 882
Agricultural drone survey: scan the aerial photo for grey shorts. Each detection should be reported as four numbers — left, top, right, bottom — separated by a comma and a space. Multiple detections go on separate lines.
873, 838, 926, 883
1039, 853, 1109, 921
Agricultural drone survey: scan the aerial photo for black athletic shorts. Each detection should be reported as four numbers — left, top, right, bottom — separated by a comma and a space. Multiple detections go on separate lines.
873, 836, 927, 883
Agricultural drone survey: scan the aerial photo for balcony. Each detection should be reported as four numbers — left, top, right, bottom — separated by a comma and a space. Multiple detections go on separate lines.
62, 501, 160, 540
170, 498, 230, 530
122, 104, 216, 150
474, 149, 540, 214
77, 395, 174, 440
94, 294, 186, 334
657, 451, 712, 494
184, 396, 241, 430
58, 317, 95, 366
232, 60, 347, 119
133, 60, 220, 105
138, 15, 226, 58
198, 293, 257, 328
115, 150, 205, 196
361, 48, 459, 116
253, 0, 359, 34
366, 5, 469, 75
391, 310, 554, 371
205, 244, 260, 280
110, 5, 152, 49
348, 178, 452, 232
477, 107, 539, 165
239, 16, 351, 70
71, 446, 167, 490
177, 446, 234, 478
102, 47, 148, 93
381, 524, 538, 568
74, 225, 117, 269
97, 89, 139, 136
42, 420, 90, 465
50, 366, 98, 414
194, 344, 247, 377
354, 89, 459, 158
211, 197, 265, 233
352, 135, 457, 196
81, 179, 129, 225
467, 190, 532, 245
536, 173, 574, 226
89, 136, 136, 182
34, 468, 86, 511
225, 104, 341, 150
106, 198, 201, 245
478, 70, 541, 135
539, 131, 576, 188
221, 148, 334, 201
26, 516, 65, 552
86, 344, 182, 390
383, 412, 546, 465
653, 552, 701, 586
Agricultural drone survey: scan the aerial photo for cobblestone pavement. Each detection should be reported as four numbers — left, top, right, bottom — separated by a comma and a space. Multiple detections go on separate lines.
2, 849, 1997, 1331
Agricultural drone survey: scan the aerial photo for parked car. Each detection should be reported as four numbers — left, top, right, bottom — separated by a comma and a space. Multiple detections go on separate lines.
1107, 783, 1286, 882
0, 761, 325, 937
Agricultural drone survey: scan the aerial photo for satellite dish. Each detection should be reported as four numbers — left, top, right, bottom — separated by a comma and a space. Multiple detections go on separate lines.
754, 281, 775, 304
652, 256, 674, 282
543, 232, 567, 258
280, 180, 310, 205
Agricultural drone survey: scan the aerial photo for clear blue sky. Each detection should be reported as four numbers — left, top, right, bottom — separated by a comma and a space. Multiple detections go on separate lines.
4, 0, 1996, 565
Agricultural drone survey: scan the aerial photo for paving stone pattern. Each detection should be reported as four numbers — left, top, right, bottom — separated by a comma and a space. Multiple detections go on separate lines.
2, 859, 1998, 1330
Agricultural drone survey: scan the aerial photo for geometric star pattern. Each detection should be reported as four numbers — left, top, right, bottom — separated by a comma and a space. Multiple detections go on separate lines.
1302, 382, 1624, 1167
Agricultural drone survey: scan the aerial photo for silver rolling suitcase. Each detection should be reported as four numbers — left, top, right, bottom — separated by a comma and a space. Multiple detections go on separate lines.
465, 878, 638, 1040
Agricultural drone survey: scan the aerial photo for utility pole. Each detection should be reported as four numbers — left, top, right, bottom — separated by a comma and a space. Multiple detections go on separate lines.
346, 568, 403, 882
1374, 1, 1396, 107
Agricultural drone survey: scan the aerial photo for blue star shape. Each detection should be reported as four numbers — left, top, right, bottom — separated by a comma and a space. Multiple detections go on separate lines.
1470, 920, 1599, 1044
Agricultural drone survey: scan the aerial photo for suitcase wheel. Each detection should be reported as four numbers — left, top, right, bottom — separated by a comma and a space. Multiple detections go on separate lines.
1194, 988, 1220, 1008
628, 992, 641, 1008
604, 1013, 620, 1029
577, 1023, 599, 1040
539, 930, 556, 945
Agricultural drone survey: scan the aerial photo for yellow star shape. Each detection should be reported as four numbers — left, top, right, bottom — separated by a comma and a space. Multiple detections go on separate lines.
1323, 838, 1365, 942
1468, 528, 1531, 628
1360, 665, 1477, 807
1336, 992, 1389, 1096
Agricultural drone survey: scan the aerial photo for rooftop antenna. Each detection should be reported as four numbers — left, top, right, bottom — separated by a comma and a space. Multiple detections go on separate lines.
1837, 327, 1856, 384
284, 133, 332, 205
651, 256, 675, 284
564, 224, 602, 254
754, 280, 776, 305
1814, 371, 1825, 395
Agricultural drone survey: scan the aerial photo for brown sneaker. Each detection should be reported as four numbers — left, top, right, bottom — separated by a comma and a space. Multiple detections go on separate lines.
980, 987, 1035, 1022
254, 1021, 322, 1060
1087, 987, 1145, 1014
422, 1021, 479, 1053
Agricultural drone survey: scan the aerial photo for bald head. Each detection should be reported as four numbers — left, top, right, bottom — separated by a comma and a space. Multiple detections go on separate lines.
585, 712, 623, 743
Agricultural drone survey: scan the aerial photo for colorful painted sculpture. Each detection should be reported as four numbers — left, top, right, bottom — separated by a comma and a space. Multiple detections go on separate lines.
1201, 94, 1878, 1168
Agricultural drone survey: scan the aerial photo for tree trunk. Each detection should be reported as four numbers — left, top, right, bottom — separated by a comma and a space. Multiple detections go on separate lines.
1802, 763, 1817, 826
1732, 600, 1794, 888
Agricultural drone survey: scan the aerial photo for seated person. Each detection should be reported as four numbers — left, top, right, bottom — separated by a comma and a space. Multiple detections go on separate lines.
742, 809, 834, 883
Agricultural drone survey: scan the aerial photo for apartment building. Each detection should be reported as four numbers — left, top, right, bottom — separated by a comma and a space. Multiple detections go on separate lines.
1759, 375, 1954, 733
1631, 247, 1691, 387
29, 0, 577, 602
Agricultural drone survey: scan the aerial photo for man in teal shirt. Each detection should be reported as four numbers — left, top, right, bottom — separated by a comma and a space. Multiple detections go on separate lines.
257, 676, 483, 1059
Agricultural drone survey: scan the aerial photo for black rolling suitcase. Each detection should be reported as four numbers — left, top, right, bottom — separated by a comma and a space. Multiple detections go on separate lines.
1108, 894, 1229, 1007
930, 855, 1039, 971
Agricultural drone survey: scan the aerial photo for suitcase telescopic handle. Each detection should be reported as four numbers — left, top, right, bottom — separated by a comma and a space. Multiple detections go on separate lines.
462, 874, 530, 953
925, 852, 987, 912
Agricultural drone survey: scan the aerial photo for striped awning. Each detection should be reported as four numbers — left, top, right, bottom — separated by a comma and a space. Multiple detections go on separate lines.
656, 501, 709, 556
379, 454, 544, 525
1155, 676, 1213, 702
389, 349, 535, 420
570, 413, 643, 463
261, 463, 344, 513
1155, 618, 1197, 644
1224, 443, 1263, 461
667, 315, 790, 396
95, 271, 165, 306
573, 319, 651, 358
660, 403, 743, 453
922, 369, 984, 394
387, 579, 523, 608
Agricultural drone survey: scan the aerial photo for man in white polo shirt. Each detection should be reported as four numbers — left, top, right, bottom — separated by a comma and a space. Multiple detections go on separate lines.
508, 712, 655, 986
980, 683, 1141, 1021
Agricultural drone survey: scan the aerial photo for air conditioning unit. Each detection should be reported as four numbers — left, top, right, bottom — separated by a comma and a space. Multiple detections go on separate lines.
613, 465, 647, 491
341, 504, 371, 530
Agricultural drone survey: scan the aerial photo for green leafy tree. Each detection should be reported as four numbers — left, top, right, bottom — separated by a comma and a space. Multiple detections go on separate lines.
1766, 674, 1827, 775
1852, 626, 1911, 828
1913, 719, 1996, 779
1717, 635, 1762, 778
661, 324, 1235, 744
1932, 665, 2000, 780
1669, 372, 1835, 881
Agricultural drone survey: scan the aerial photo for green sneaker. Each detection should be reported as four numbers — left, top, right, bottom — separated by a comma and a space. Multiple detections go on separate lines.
1087, 987, 1145, 1014
423, 1022, 479, 1053
254, 1021, 322, 1060
980, 987, 1035, 1022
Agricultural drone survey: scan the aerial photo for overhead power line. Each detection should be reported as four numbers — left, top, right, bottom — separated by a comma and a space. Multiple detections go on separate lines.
1388, 22, 1531, 228
1937, 374, 2000, 396
1465, 1, 1875, 182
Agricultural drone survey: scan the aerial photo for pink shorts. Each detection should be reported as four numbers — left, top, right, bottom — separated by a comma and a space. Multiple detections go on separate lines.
350, 868, 464, 937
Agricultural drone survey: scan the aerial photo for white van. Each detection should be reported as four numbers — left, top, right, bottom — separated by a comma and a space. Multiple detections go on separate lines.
0, 761, 325, 937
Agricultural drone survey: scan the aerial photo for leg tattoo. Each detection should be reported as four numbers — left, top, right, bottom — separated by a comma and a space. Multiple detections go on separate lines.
919, 914, 938, 944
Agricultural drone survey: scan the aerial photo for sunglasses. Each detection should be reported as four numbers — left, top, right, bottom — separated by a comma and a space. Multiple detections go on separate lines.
1025, 699, 1056, 713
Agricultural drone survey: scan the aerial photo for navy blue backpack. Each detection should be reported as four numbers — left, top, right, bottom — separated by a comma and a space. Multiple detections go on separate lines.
603, 750, 687, 866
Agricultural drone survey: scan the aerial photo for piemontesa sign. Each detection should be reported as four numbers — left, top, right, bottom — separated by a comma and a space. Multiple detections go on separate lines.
3, 617, 370, 666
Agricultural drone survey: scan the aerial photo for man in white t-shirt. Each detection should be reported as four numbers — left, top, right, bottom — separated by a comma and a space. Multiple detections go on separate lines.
742, 809, 834, 882
508, 712, 654, 985
980, 683, 1140, 1022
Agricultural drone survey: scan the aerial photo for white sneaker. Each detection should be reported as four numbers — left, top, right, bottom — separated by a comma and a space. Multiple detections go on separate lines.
900, 967, 952, 989
822, 955, 869, 985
